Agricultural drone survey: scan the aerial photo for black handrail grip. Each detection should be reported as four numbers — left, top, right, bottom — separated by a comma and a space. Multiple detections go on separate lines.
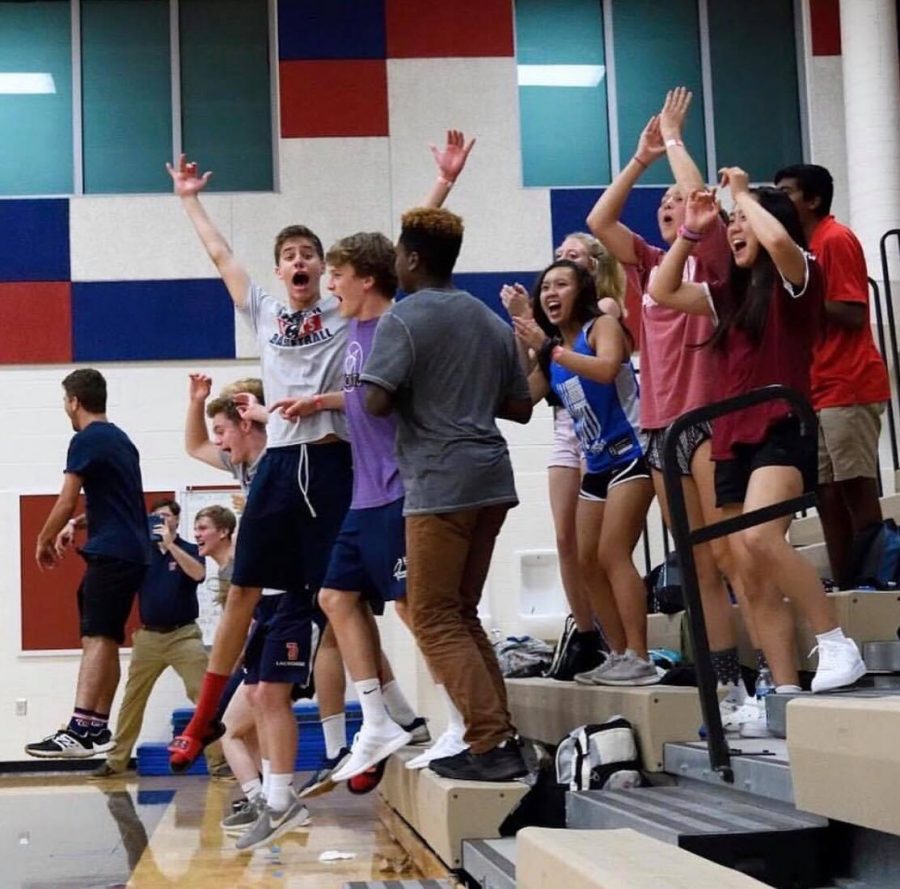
689, 494, 816, 546
869, 277, 892, 491
661, 385, 817, 783
879, 230, 900, 421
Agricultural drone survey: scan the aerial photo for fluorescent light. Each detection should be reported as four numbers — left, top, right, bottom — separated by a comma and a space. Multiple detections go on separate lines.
0, 73, 57, 95
517, 65, 605, 88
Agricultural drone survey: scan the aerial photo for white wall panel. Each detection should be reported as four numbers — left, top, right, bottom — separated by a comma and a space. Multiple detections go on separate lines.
387, 57, 552, 272
807, 56, 850, 224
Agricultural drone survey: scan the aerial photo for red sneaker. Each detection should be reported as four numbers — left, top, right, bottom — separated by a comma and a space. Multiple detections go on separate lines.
347, 758, 387, 795
168, 721, 225, 773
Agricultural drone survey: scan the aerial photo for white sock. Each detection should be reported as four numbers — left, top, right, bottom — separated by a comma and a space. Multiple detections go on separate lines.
382, 679, 417, 726
267, 773, 293, 812
321, 713, 346, 760
816, 627, 847, 644
241, 777, 263, 802
436, 684, 465, 738
355, 678, 390, 728
261, 759, 272, 799
775, 684, 802, 694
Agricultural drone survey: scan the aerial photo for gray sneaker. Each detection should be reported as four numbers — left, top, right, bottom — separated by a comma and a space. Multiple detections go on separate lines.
574, 653, 619, 685
234, 795, 311, 852
592, 651, 660, 686
220, 795, 265, 834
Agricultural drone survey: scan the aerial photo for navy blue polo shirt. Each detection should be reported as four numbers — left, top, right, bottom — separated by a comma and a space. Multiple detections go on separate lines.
138, 538, 204, 627
65, 421, 150, 565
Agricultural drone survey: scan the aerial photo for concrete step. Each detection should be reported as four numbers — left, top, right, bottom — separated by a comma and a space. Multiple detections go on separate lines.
566, 785, 829, 888
378, 747, 527, 869
344, 884, 454, 889
765, 687, 900, 739
516, 827, 770, 888
461, 838, 516, 889
506, 678, 718, 771
862, 639, 900, 671
789, 694, 900, 837
789, 493, 900, 546
664, 739, 795, 804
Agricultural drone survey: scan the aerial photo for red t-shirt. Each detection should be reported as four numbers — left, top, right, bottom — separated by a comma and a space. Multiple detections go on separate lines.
630, 222, 731, 429
707, 254, 825, 460
809, 215, 890, 409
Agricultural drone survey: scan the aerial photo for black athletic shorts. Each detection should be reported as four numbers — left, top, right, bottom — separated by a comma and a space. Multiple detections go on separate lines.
77, 553, 146, 644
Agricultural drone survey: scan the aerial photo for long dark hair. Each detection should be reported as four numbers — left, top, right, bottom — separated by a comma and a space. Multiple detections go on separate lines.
708, 186, 808, 351
531, 259, 600, 340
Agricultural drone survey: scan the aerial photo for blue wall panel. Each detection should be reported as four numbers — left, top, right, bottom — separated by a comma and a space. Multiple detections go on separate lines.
72, 279, 235, 361
0, 199, 70, 282
550, 187, 668, 254
278, 0, 386, 60
452, 271, 542, 320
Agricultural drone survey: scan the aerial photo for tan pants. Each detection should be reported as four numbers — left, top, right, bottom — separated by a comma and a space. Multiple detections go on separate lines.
406, 503, 514, 754
107, 623, 226, 772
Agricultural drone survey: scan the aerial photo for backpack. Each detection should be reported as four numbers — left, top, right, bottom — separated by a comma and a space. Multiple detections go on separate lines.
493, 634, 554, 678
851, 518, 900, 589
646, 550, 684, 615
554, 716, 642, 791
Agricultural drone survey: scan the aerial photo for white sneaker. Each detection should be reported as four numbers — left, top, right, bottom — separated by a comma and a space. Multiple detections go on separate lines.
331, 721, 412, 782
736, 698, 772, 738
810, 636, 866, 693
405, 729, 467, 770
718, 686, 748, 733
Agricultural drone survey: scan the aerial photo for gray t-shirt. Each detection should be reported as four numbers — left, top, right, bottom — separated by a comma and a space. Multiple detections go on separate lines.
219, 448, 265, 494
237, 284, 348, 448
361, 287, 529, 515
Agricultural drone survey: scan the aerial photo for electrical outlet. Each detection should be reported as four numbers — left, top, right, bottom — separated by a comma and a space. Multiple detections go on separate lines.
15, 699, 27, 716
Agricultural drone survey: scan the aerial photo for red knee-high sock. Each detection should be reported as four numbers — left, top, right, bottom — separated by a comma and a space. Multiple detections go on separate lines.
184, 672, 229, 736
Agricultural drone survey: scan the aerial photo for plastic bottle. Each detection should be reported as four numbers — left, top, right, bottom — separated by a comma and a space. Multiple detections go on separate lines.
754, 666, 775, 701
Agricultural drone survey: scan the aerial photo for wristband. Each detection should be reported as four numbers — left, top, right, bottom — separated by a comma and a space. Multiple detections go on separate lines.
313, 394, 324, 412
437, 175, 455, 188
665, 138, 684, 149
632, 156, 648, 169
677, 225, 704, 243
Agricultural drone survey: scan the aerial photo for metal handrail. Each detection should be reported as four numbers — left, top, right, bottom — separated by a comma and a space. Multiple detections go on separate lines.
661, 385, 817, 783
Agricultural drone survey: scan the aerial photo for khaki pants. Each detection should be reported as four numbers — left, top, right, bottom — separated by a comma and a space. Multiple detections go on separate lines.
406, 503, 514, 754
107, 623, 226, 772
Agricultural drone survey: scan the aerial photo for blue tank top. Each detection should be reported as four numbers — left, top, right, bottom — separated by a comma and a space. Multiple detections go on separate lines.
549, 320, 646, 474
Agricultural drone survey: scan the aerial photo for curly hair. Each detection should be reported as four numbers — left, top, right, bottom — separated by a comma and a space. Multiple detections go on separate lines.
398, 207, 464, 278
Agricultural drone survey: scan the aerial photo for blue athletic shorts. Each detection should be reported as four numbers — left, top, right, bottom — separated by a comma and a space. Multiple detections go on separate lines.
231, 441, 352, 595
243, 590, 324, 689
322, 497, 406, 613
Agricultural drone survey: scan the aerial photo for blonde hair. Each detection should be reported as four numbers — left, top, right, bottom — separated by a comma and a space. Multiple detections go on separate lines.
563, 232, 627, 316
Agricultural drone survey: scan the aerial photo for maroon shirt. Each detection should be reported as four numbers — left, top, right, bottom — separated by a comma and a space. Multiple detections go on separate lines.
707, 254, 824, 460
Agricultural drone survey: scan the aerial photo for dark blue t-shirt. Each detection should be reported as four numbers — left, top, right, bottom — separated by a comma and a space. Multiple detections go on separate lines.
139, 538, 204, 626
65, 421, 150, 565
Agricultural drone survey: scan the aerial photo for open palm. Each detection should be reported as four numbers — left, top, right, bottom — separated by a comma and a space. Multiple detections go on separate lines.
166, 153, 212, 197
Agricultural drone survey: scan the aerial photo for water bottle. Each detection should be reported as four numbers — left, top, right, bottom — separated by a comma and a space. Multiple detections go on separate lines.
754, 666, 775, 701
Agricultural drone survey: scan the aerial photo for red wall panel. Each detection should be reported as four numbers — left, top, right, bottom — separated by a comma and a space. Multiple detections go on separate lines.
0, 282, 72, 364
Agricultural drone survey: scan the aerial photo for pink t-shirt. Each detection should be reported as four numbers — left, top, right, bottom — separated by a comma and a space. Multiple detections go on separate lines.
630, 223, 731, 429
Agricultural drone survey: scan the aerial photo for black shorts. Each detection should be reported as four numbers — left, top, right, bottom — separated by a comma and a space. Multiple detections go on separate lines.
76, 553, 146, 644
645, 421, 712, 475
579, 457, 651, 502
714, 417, 817, 507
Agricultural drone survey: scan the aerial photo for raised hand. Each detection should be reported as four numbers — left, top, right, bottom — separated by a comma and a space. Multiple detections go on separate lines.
188, 373, 212, 402
429, 129, 476, 184
685, 188, 720, 234
659, 87, 692, 142
166, 154, 212, 197
635, 115, 666, 167
513, 316, 548, 352
718, 166, 751, 198
500, 283, 532, 320
233, 392, 269, 425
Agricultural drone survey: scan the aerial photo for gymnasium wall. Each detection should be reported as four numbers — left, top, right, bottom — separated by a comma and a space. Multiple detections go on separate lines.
0, 0, 869, 761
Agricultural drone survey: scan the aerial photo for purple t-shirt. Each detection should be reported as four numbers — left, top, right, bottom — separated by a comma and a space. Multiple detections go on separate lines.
345, 318, 404, 509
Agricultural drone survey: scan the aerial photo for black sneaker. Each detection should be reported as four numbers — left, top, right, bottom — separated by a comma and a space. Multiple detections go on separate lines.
297, 747, 350, 798
429, 739, 528, 782
25, 728, 95, 759
401, 717, 431, 745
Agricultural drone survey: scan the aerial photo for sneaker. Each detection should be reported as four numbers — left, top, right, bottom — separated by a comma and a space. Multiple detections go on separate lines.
718, 685, 749, 734
234, 795, 311, 852
347, 758, 387, 795
90, 729, 116, 755
89, 761, 124, 779
402, 717, 432, 745
737, 698, 773, 738
574, 652, 619, 686
591, 651, 659, 687
810, 636, 866, 693
297, 748, 350, 799
332, 722, 413, 783
405, 729, 468, 770
429, 738, 528, 782
25, 728, 95, 759
221, 795, 265, 835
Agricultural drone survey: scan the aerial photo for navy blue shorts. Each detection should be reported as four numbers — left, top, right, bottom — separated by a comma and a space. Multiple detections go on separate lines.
77, 553, 146, 645
231, 441, 352, 595
322, 498, 406, 614
243, 591, 323, 689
